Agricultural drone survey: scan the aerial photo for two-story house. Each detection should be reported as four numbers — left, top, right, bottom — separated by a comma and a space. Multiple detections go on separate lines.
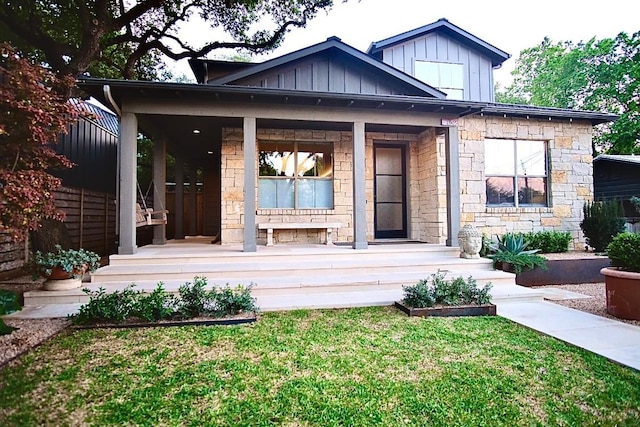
79, 18, 615, 255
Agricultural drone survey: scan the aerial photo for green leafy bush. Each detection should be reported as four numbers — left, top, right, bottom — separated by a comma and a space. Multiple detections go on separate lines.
402, 271, 492, 308
580, 200, 625, 252
70, 277, 258, 325
0, 289, 20, 335
72, 285, 142, 324
523, 230, 572, 253
133, 284, 176, 322
491, 251, 548, 274
176, 277, 212, 318
211, 284, 257, 317
607, 232, 640, 272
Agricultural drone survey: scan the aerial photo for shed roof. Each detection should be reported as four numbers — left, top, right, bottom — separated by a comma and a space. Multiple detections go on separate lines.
594, 154, 640, 165
367, 18, 510, 67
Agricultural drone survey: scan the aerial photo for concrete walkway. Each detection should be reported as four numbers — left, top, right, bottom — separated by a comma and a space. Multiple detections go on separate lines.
499, 301, 640, 371
5, 292, 640, 372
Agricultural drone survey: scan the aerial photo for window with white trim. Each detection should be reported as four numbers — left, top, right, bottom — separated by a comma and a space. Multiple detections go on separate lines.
258, 141, 333, 209
485, 139, 548, 207
414, 60, 464, 100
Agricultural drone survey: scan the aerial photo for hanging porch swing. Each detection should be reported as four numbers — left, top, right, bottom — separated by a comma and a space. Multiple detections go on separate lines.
135, 180, 168, 227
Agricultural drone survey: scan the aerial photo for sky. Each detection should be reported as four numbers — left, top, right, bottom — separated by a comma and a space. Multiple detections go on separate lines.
167, 0, 639, 87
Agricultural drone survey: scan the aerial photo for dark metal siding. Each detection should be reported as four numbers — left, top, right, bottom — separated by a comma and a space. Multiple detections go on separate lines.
53, 110, 118, 193
594, 160, 640, 217
382, 32, 495, 102
232, 52, 425, 96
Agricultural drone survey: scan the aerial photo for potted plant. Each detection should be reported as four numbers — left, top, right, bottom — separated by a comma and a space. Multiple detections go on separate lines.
601, 232, 640, 320
30, 245, 101, 291
488, 233, 547, 274
395, 271, 495, 317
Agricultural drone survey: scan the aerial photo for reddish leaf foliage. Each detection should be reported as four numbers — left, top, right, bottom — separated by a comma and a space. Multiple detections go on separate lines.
0, 43, 79, 240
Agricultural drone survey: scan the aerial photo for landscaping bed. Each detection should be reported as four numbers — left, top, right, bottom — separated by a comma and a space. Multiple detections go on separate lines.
515, 252, 610, 286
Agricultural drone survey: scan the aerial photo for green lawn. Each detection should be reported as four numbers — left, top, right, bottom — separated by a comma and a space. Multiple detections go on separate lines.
1, 307, 639, 426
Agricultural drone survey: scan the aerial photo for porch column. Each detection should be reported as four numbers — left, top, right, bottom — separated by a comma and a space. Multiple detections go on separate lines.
352, 121, 368, 250
444, 126, 461, 247
152, 137, 167, 245
118, 112, 137, 254
174, 152, 185, 239
189, 162, 198, 236
243, 117, 257, 252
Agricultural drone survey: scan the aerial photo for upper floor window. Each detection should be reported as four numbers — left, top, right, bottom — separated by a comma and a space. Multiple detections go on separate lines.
485, 139, 548, 207
414, 60, 464, 100
258, 141, 333, 209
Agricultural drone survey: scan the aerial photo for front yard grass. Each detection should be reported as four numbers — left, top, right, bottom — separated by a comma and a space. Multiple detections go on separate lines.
1, 306, 639, 426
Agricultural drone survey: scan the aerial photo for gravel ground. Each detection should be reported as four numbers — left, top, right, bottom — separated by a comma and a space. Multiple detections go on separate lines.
0, 251, 637, 368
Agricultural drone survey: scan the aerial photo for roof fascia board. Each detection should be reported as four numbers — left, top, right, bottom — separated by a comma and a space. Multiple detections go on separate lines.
368, 19, 510, 66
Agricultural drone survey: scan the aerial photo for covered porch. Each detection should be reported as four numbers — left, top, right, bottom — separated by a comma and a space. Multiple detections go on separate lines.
80, 79, 482, 255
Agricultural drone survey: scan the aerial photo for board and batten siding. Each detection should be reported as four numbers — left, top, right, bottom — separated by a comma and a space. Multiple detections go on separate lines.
233, 53, 417, 96
382, 32, 495, 102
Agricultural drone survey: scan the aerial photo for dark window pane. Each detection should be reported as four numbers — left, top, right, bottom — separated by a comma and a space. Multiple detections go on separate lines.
518, 177, 547, 205
486, 177, 515, 205
259, 141, 295, 176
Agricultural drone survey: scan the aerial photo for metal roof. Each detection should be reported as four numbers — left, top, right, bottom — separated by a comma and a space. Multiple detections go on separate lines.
594, 154, 640, 165
77, 78, 618, 125
367, 18, 510, 67
69, 98, 119, 135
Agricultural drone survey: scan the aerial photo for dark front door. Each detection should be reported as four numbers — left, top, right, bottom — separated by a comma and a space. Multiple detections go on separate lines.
374, 144, 407, 239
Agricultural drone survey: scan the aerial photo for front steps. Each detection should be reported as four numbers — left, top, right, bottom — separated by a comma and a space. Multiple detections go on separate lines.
23, 242, 544, 311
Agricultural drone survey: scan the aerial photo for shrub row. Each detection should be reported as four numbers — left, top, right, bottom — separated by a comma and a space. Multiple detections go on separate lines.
402, 271, 492, 308
0, 289, 20, 335
71, 277, 258, 325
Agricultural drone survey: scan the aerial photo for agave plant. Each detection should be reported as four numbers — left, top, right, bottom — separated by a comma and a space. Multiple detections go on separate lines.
489, 233, 539, 255
488, 233, 546, 274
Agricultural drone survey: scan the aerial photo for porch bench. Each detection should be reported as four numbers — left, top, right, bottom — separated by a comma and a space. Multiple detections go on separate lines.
257, 222, 341, 246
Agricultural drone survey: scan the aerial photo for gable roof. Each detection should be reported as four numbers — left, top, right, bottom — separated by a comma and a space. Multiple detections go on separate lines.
367, 18, 510, 67
208, 36, 446, 98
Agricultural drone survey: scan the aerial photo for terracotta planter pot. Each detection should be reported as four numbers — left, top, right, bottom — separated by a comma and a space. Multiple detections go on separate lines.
43, 266, 83, 291
601, 267, 640, 320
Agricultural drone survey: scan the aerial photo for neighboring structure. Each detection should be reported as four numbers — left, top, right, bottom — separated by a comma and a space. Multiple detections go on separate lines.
78, 18, 616, 255
594, 154, 640, 231
0, 101, 118, 279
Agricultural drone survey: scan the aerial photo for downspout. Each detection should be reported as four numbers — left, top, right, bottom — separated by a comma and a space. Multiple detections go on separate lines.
103, 85, 122, 235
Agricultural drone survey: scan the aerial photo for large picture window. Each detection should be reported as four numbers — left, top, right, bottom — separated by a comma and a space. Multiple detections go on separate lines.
485, 139, 548, 207
414, 60, 464, 100
258, 141, 333, 209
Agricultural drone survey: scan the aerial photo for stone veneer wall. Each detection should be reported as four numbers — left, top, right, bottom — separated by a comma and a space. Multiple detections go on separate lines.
457, 116, 594, 249
221, 128, 419, 245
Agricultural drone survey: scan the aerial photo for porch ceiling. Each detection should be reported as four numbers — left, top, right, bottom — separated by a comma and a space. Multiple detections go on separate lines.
139, 115, 429, 164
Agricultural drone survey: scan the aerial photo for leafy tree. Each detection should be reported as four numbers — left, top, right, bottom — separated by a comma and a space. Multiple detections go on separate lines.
0, 0, 335, 81
497, 33, 640, 155
0, 44, 79, 240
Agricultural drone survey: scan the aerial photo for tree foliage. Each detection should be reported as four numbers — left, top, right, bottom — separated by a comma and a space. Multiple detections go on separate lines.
0, 0, 335, 80
0, 44, 79, 240
497, 32, 640, 155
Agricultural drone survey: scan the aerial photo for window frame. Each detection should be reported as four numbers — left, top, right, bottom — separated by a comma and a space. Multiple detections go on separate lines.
484, 138, 549, 208
258, 140, 334, 210
414, 60, 464, 100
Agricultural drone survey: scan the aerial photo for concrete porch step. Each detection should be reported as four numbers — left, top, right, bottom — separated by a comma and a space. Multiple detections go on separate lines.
90, 255, 494, 283
15, 283, 543, 317
24, 268, 530, 306
105, 243, 462, 266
